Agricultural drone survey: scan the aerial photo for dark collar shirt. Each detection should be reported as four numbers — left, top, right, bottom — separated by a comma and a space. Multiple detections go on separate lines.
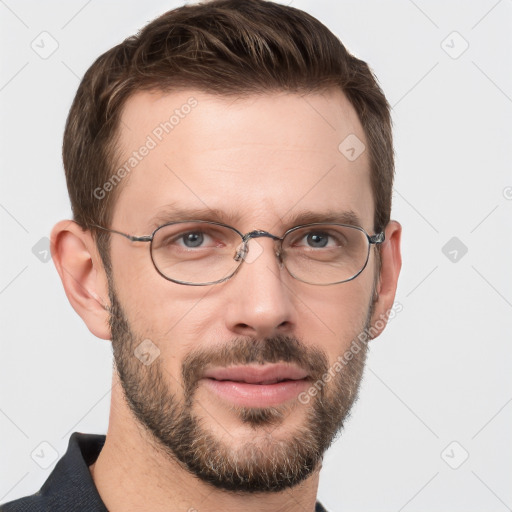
1, 433, 329, 512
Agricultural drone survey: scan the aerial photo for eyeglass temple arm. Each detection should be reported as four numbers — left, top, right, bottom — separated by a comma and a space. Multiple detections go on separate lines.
89, 224, 152, 243
369, 232, 385, 245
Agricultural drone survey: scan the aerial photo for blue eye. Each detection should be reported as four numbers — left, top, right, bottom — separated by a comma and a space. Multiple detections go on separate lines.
306, 233, 329, 248
182, 232, 204, 248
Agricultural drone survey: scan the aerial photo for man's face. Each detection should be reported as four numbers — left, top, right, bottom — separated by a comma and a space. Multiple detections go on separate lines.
107, 89, 377, 491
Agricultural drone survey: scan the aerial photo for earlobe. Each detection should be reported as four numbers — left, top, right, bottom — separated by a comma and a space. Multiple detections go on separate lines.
369, 220, 402, 339
50, 220, 111, 340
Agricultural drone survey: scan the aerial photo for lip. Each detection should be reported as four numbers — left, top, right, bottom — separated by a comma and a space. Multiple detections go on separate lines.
202, 363, 309, 384
200, 363, 311, 408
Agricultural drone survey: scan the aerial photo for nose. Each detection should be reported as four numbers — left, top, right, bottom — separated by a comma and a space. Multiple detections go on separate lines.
223, 237, 297, 339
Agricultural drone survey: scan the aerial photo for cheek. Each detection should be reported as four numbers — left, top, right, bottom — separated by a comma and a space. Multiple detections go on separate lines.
113, 276, 221, 371
111, 238, 202, 325
296, 277, 373, 358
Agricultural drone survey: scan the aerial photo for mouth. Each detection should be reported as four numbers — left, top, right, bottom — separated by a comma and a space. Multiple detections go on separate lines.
200, 363, 311, 407
203, 363, 309, 384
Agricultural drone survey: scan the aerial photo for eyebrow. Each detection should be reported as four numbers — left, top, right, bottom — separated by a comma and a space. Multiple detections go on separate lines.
148, 205, 239, 230
282, 209, 362, 228
147, 204, 363, 233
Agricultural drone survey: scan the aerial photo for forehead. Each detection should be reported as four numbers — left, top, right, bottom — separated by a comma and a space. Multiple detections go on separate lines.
112, 89, 374, 233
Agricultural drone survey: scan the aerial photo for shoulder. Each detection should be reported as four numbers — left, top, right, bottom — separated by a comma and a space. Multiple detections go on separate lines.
0, 433, 107, 512
0, 491, 56, 512
315, 500, 330, 512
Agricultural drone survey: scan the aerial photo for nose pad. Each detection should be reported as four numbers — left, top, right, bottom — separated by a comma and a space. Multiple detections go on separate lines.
234, 239, 284, 270
234, 242, 248, 262
275, 247, 284, 267
234, 239, 264, 264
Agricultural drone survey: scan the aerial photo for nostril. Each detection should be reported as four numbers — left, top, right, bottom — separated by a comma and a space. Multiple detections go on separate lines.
233, 323, 255, 335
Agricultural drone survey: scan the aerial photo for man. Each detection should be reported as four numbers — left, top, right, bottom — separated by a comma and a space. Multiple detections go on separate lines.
1, 0, 401, 510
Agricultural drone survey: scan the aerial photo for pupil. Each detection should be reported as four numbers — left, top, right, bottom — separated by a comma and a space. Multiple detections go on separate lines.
184, 232, 203, 247
307, 233, 327, 248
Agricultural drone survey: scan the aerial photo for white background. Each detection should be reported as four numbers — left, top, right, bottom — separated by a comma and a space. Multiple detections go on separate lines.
1, 1, 511, 510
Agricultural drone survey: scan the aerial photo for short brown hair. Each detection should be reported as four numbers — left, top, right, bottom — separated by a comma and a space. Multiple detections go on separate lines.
62, 0, 393, 266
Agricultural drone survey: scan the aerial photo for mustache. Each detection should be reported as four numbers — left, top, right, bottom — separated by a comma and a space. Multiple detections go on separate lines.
181, 335, 329, 395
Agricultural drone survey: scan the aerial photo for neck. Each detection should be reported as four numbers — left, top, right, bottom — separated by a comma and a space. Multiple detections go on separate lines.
89, 374, 321, 512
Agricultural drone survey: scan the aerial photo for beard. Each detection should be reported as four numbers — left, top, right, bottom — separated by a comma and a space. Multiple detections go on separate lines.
108, 281, 371, 493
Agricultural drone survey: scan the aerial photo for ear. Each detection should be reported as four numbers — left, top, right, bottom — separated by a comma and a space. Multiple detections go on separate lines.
50, 220, 111, 340
369, 220, 402, 339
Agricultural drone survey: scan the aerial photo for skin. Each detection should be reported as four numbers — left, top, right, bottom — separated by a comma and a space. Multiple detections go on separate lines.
51, 89, 401, 512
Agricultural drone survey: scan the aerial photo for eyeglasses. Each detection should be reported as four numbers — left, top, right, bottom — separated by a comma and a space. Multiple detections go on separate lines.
91, 221, 384, 286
